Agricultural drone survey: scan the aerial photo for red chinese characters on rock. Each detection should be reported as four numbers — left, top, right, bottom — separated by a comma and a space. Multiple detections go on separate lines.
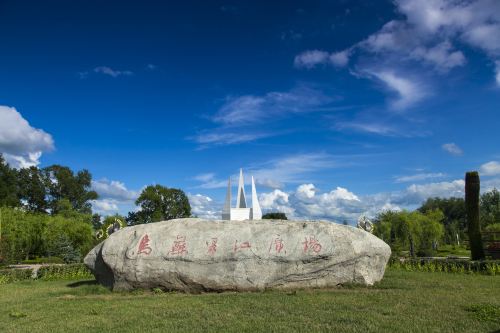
268, 236, 286, 254
206, 238, 218, 256
302, 236, 322, 254
137, 234, 152, 255
168, 235, 188, 256
233, 240, 251, 253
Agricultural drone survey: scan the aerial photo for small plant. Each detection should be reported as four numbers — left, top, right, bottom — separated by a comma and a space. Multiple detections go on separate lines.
9, 311, 27, 318
152, 287, 164, 295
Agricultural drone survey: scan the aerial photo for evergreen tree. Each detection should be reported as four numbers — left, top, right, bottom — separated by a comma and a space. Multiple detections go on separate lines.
0, 154, 20, 207
465, 171, 485, 260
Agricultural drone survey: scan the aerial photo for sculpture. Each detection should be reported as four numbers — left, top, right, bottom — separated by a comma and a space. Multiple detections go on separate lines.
357, 215, 374, 233
222, 169, 262, 220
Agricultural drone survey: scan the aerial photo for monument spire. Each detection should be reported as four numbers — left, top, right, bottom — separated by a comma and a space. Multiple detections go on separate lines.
251, 176, 262, 220
236, 168, 247, 208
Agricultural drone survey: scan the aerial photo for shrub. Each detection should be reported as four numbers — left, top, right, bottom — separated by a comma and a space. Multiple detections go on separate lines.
37, 264, 93, 281
0, 268, 33, 285
388, 258, 499, 275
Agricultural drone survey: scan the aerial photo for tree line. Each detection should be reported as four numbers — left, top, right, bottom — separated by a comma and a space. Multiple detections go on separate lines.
0, 154, 191, 264
373, 188, 500, 257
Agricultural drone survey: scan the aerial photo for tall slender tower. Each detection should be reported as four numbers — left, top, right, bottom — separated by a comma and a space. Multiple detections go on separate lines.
236, 168, 247, 208
221, 168, 262, 221
251, 176, 262, 220
222, 176, 231, 220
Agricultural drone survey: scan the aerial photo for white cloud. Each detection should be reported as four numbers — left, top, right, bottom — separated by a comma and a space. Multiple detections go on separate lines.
294, 50, 330, 68
192, 153, 337, 190
193, 131, 273, 146
367, 70, 428, 110
495, 61, 500, 86
294, 49, 350, 69
93, 66, 133, 78
395, 172, 446, 183
410, 41, 466, 71
442, 143, 463, 156
329, 50, 350, 67
188, 193, 221, 219
213, 86, 332, 126
0, 105, 54, 168
91, 179, 139, 202
91, 199, 120, 214
191, 86, 333, 147
480, 161, 500, 176
295, 0, 500, 96
256, 178, 467, 222
249, 153, 337, 189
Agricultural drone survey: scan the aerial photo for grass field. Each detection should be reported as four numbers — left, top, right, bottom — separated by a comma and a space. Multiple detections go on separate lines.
0, 269, 499, 333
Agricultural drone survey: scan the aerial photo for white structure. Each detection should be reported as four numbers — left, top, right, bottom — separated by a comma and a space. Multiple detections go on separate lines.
222, 169, 262, 221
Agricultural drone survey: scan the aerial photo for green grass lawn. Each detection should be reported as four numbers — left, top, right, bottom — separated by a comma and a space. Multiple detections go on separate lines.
0, 269, 499, 333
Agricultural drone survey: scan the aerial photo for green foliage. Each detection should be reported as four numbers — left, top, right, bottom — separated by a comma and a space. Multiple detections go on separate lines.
480, 188, 500, 228
42, 165, 98, 214
373, 210, 444, 257
0, 207, 95, 264
465, 171, 485, 260
389, 258, 500, 275
129, 185, 191, 225
0, 268, 33, 285
50, 235, 81, 263
37, 264, 93, 281
21, 257, 64, 264
419, 197, 466, 244
0, 154, 20, 207
17, 166, 48, 213
262, 212, 288, 220
0, 264, 92, 284
484, 223, 500, 232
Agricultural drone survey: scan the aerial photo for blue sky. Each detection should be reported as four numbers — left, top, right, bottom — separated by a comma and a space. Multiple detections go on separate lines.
1, 0, 500, 222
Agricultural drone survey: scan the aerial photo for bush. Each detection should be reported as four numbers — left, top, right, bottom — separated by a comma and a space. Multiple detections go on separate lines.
0, 207, 95, 264
37, 264, 93, 281
0, 268, 33, 285
21, 257, 65, 264
389, 258, 500, 275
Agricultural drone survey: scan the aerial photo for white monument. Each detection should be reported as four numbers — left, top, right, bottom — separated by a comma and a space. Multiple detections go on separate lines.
222, 169, 262, 220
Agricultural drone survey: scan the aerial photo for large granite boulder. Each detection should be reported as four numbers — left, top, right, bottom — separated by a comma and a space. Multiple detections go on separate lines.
84, 218, 391, 292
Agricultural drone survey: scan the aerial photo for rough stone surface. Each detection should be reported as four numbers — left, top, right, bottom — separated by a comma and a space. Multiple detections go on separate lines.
84, 218, 391, 291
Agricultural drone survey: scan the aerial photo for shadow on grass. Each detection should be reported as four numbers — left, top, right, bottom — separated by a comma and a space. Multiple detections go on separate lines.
66, 280, 98, 288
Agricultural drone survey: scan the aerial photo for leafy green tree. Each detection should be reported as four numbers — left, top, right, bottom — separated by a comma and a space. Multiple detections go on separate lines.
262, 212, 288, 220
0, 154, 20, 207
42, 165, 98, 214
91, 213, 102, 230
374, 210, 444, 257
130, 185, 191, 224
418, 197, 466, 244
480, 188, 500, 228
17, 166, 48, 213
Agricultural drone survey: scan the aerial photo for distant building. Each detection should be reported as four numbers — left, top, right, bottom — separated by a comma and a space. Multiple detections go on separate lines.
222, 169, 262, 220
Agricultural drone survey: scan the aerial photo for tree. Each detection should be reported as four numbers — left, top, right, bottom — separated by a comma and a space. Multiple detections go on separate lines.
131, 185, 191, 224
373, 210, 444, 257
465, 171, 484, 260
0, 154, 20, 207
418, 197, 466, 244
42, 165, 98, 214
262, 212, 288, 220
480, 188, 500, 228
17, 166, 48, 213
